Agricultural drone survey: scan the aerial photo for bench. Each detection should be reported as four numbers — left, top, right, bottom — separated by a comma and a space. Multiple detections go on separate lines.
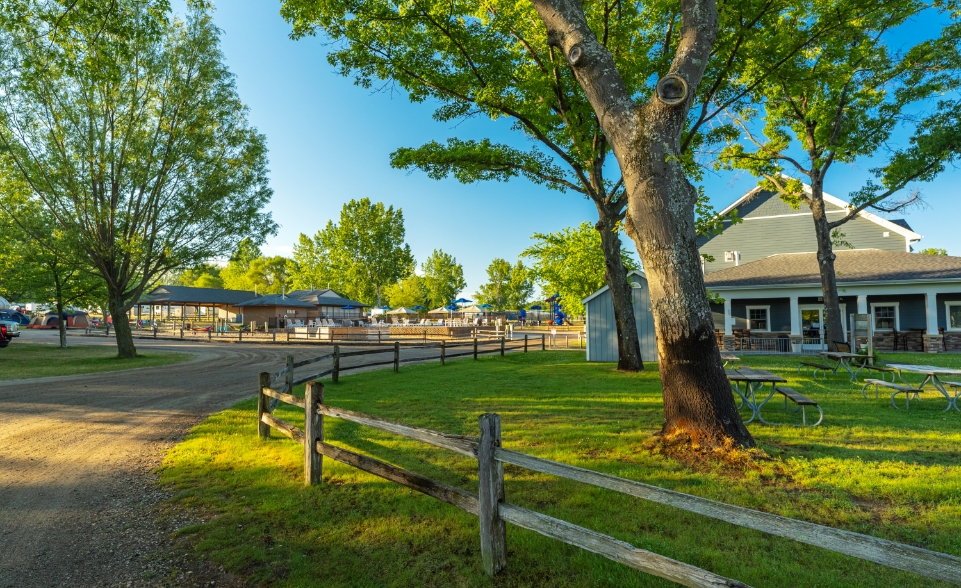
774, 387, 823, 426
944, 381, 961, 400
797, 361, 834, 382
860, 379, 924, 410
852, 360, 898, 382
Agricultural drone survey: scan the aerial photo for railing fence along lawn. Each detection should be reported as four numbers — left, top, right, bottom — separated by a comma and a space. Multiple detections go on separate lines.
255, 372, 961, 587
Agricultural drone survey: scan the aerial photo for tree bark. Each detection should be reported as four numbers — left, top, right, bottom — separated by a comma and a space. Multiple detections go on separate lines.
809, 180, 845, 350
596, 213, 643, 372
53, 269, 67, 349
107, 287, 137, 359
531, 0, 753, 447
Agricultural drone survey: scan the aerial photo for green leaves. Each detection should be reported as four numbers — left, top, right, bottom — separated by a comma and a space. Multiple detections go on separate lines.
475, 258, 534, 311
421, 249, 467, 308
0, 1, 275, 314
291, 198, 415, 305
522, 221, 638, 316
391, 138, 578, 192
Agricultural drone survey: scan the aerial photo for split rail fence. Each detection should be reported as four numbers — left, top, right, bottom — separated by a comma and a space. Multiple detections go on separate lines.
255, 379, 961, 587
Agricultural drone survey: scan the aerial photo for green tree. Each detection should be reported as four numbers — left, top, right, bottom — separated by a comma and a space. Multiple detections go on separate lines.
0, 190, 104, 347
476, 259, 534, 311
421, 249, 467, 308
0, 2, 275, 358
173, 263, 224, 289
245, 256, 294, 295
221, 238, 263, 291
306, 198, 415, 305
383, 275, 431, 309
288, 233, 337, 291
719, 1, 961, 350
523, 222, 637, 316
919, 248, 948, 256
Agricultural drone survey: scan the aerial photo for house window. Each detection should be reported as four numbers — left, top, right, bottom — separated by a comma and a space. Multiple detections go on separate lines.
871, 303, 899, 331
947, 302, 961, 331
746, 306, 770, 332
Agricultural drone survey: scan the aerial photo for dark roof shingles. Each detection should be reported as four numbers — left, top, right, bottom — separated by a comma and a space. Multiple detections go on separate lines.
703, 250, 961, 287
139, 286, 256, 305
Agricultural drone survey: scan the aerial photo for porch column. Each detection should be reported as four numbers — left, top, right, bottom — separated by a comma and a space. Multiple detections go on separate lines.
857, 295, 868, 314
723, 298, 732, 336
789, 296, 800, 336
925, 292, 939, 333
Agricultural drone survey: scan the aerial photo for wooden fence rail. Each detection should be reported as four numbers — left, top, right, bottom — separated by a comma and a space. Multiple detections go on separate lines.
255, 389, 961, 587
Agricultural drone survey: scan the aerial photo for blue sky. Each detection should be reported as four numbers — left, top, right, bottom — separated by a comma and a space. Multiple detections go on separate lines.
194, 1, 959, 298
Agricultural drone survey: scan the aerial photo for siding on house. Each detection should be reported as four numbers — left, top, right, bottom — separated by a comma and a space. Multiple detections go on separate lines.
585, 274, 658, 363
699, 190, 912, 273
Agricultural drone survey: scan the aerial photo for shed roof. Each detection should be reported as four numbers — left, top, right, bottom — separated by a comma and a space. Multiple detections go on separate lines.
582, 270, 647, 305
139, 285, 256, 305
233, 294, 317, 308
703, 250, 961, 288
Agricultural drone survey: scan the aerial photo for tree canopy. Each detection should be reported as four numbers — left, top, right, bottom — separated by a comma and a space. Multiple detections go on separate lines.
475, 258, 534, 311
0, 1, 275, 357
421, 249, 467, 308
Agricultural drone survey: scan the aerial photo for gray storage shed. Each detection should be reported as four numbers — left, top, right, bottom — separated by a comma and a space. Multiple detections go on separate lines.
583, 270, 658, 362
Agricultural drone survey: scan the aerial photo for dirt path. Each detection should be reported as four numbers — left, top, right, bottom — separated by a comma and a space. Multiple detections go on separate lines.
0, 332, 518, 587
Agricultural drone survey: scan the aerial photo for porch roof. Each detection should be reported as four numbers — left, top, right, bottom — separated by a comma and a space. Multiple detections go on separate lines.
704, 250, 961, 288
139, 285, 256, 305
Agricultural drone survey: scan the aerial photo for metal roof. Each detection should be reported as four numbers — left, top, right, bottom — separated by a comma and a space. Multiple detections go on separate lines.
233, 294, 317, 308
139, 286, 256, 305
703, 250, 961, 288
287, 289, 369, 308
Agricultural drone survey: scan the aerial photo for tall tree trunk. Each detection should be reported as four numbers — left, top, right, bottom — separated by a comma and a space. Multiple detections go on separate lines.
107, 287, 137, 359
596, 213, 643, 372
809, 181, 845, 350
531, 0, 753, 447
52, 269, 67, 348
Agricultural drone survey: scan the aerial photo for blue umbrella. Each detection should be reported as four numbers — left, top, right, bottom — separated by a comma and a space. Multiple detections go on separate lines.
341, 305, 356, 309
478, 303, 493, 309
454, 298, 472, 304
379, 305, 391, 310
411, 305, 426, 311
530, 305, 542, 310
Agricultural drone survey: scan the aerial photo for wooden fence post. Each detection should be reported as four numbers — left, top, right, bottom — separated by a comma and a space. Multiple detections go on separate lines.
257, 372, 270, 439
541, 334, 545, 351
524, 334, 528, 353
272, 331, 276, 343
500, 337, 505, 357
478, 413, 507, 576
238, 329, 242, 342
333, 345, 340, 383
304, 381, 324, 486
285, 355, 294, 393
180, 327, 184, 339
393, 341, 400, 373
286, 328, 290, 342
153, 326, 158, 339
207, 329, 211, 343
473, 337, 478, 360
440, 340, 446, 366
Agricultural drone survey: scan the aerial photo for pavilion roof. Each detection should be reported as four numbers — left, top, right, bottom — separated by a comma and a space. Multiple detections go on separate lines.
139, 285, 256, 305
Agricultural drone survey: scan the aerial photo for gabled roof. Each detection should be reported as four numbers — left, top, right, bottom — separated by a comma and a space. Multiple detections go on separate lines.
139, 285, 256, 305
703, 250, 961, 288
716, 178, 922, 242
582, 270, 647, 304
233, 294, 317, 308
287, 289, 368, 308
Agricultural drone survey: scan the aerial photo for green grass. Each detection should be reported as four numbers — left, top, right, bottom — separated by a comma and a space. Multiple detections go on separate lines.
0, 342, 194, 379
159, 352, 961, 587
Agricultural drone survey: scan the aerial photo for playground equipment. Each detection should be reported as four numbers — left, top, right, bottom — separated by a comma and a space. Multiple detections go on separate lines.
546, 294, 568, 326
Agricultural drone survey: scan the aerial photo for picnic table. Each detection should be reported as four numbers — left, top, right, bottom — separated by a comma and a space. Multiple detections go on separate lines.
817, 351, 863, 382
885, 363, 961, 412
720, 353, 739, 367
726, 367, 787, 425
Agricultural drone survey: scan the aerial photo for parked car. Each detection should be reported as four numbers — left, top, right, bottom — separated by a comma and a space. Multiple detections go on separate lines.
0, 323, 12, 348
0, 317, 20, 338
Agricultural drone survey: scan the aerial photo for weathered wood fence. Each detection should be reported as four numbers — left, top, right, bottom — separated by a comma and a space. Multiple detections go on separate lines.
264, 336, 536, 395
256, 386, 961, 587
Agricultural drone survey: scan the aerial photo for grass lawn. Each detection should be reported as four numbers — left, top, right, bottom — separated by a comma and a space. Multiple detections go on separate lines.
159, 351, 961, 587
0, 342, 194, 380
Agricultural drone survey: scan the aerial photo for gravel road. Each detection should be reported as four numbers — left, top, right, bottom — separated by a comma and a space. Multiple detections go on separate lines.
0, 331, 518, 587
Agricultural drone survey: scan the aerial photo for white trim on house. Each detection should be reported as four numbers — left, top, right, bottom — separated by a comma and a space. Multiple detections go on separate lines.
581, 270, 646, 305
713, 179, 923, 244
745, 305, 771, 332
946, 301, 961, 332
870, 302, 900, 331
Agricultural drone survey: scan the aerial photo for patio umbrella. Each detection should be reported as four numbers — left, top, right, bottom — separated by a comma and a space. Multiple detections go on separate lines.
478, 304, 493, 309
411, 305, 426, 311
454, 298, 472, 304
341, 305, 356, 309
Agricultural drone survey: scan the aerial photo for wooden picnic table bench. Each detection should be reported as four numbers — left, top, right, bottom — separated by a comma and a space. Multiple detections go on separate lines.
797, 360, 834, 381
774, 387, 824, 426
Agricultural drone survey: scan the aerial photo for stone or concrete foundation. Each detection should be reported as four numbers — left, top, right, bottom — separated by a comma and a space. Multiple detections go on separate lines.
923, 334, 944, 354
723, 335, 735, 351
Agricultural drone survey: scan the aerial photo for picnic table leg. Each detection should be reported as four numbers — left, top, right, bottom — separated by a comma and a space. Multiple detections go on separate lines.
753, 383, 781, 425
929, 375, 959, 412
839, 358, 856, 382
